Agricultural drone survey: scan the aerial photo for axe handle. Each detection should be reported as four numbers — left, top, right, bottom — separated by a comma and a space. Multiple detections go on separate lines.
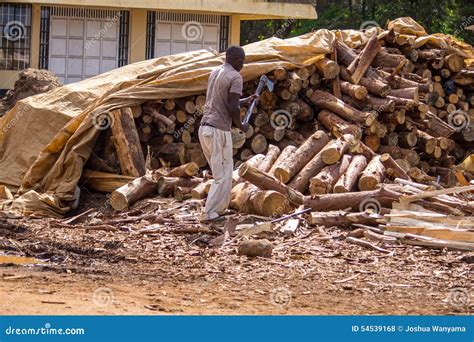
243, 99, 258, 125
242, 80, 265, 125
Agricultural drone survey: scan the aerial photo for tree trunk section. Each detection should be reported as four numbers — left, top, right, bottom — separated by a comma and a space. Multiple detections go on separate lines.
358, 155, 385, 191
309, 154, 352, 194
273, 130, 329, 183
333, 155, 368, 193
110, 108, 146, 177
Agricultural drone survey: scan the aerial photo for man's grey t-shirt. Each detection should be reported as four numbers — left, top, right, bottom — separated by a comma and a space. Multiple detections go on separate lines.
201, 63, 243, 131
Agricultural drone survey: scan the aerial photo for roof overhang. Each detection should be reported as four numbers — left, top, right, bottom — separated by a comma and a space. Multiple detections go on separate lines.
10, 0, 317, 19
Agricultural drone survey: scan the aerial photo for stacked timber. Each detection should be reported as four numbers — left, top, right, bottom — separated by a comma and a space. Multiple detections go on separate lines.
82, 26, 474, 218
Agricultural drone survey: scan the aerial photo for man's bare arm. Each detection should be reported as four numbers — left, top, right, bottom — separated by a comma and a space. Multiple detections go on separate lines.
239, 95, 257, 106
228, 92, 246, 131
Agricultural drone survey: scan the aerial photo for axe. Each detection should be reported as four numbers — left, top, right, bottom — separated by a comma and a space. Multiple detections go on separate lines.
242, 75, 274, 125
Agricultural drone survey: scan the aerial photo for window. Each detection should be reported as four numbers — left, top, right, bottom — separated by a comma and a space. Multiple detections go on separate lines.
0, 3, 31, 70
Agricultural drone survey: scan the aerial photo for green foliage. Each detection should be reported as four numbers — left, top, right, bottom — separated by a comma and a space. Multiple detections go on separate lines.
240, 0, 474, 45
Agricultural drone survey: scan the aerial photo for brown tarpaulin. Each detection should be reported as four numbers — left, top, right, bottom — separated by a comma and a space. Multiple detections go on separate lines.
0, 17, 473, 217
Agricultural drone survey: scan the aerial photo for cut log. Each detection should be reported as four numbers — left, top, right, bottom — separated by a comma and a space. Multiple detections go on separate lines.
259, 124, 285, 142
238, 163, 304, 205
320, 135, 354, 165
231, 127, 246, 149
340, 68, 390, 97
310, 90, 376, 125
168, 162, 199, 177
110, 174, 157, 211
333, 155, 368, 193
347, 33, 381, 84
398, 130, 418, 148
335, 40, 382, 81
309, 154, 352, 194
287, 144, 329, 193
109, 108, 146, 177
258, 144, 281, 172
184, 143, 207, 168
444, 53, 464, 73
295, 98, 314, 121
82, 170, 134, 193
386, 95, 417, 109
273, 130, 329, 183
379, 153, 410, 180
310, 210, 382, 227
340, 81, 368, 100
164, 99, 175, 111
303, 185, 401, 211
358, 155, 385, 191
372, 51, 406, 68
315, 57, 340, 79
247, 133, 268, 154
389, 87, 419, 102
273, 67, 288, 81
157, 176, 203, 197
365, 95, 396, 112
191, 179, 213, 199
268, 145, 298, 176
363, 134, 380, 151
230, 183, 293, 217
317, 109, 361, 139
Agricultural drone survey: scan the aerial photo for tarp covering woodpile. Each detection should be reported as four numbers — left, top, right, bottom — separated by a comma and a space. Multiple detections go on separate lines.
0, 17, 473, 217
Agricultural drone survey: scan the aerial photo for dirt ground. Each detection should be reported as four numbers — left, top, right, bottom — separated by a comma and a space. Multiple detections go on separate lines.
0, 190, 472, 315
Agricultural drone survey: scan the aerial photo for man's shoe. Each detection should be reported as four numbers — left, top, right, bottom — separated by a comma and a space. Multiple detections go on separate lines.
200, 215, 226, 223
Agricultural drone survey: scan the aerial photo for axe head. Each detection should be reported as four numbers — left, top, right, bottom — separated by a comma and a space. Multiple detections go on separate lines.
260, 75, 274, 92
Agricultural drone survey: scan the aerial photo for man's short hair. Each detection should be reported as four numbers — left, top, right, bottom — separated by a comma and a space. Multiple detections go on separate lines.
226, 45, 245, 59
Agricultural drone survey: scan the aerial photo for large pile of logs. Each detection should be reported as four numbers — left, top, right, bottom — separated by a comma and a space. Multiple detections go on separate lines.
83, 26, 474, 220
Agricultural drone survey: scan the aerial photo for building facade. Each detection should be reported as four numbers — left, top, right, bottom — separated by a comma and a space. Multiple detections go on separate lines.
0, 0, 317, 90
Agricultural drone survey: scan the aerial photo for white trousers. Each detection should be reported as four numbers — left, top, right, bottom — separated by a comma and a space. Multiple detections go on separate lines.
198, 125, 233, 220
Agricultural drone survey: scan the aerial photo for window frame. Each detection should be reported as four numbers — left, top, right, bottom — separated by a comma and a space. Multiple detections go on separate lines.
0, 3, 32, 71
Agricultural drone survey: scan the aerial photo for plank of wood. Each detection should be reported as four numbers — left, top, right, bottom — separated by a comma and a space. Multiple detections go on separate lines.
385, 225, 474, 243
400, 185, 474, 203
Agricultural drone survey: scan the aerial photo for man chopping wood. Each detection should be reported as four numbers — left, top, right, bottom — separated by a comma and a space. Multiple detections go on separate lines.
198, 46, 256, 223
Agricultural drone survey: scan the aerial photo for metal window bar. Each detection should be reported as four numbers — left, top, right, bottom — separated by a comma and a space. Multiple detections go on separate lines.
39, 6, 50, 69
0, 3, 32, 70
145, 11, 156, 59
219, 16, 229, 52
118, 10, 129, 67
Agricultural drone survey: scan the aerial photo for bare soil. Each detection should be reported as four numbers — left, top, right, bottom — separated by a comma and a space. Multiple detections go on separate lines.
0, 190, 472, 315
